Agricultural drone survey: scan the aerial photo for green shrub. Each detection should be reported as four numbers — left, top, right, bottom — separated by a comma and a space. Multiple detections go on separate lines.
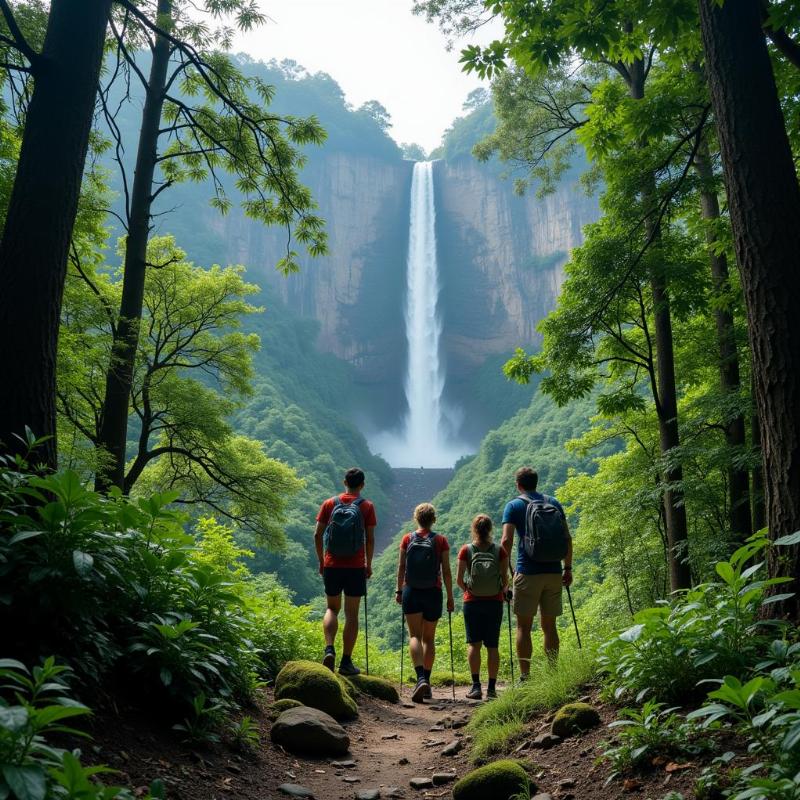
274, 660, 358, 719
598, 536, 789, 704
467, 645, 596, 762
0, 657, 164, 800
452, 759, 531, 800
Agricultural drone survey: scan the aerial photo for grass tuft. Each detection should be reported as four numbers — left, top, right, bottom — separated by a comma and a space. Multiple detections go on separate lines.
468, 645, 597, 762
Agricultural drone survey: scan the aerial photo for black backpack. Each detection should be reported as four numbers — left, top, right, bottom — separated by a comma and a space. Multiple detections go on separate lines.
323, 497, 365, 557
519, 494, 568, 562
405, 532, 440, 589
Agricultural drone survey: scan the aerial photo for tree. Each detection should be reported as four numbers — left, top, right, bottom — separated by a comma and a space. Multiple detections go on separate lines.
357, 100, 392, 131
400, 142, 427, 161
95, 0, 327, 492
60, 235, 301, 543
0, 0, 112, 468
698, 0, 800, 617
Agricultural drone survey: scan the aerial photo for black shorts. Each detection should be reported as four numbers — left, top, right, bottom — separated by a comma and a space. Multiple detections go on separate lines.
402, 586, 443, 622
323, 567, 367, 598
463, 600, 503, 648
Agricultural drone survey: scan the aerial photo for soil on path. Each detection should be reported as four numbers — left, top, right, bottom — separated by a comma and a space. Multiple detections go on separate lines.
87, 684, 480, 800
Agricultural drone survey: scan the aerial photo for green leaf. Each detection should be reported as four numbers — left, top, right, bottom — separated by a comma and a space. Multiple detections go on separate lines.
8, 531, 43, 546
0, 706, 28, 732
715, 561, 735, 585
774, 530, 800, 546
1, 765, 46, 800
72, 550, 94, 576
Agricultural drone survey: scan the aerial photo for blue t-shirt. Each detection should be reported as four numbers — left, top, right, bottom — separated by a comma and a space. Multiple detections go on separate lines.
502, 491, 566, 575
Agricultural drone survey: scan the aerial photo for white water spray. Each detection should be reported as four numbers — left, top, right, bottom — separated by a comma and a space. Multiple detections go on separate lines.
372, 161, 468, 468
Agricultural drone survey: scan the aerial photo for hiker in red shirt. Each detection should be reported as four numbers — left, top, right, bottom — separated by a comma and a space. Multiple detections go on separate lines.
314, 467, 377, 676
395, 502, 454, 703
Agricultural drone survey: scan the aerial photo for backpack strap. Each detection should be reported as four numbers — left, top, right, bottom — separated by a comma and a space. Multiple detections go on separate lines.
332, 496, 342, 508
517, 494, 531, 504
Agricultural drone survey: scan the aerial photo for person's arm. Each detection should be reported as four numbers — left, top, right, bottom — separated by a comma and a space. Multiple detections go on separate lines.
395, 545, 406, 605
442, 550, 455, 612
365, 526, 375, 578
562, 515, 573, 587
314, 520, 325, 575
456, 555, 467, 592
500, 550, 509, 592
501, 522, 515, 577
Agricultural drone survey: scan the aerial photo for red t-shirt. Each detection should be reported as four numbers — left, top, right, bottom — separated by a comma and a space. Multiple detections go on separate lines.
400, 530, 450, 588
458, 543, 508, 602
317, 493, 377, 569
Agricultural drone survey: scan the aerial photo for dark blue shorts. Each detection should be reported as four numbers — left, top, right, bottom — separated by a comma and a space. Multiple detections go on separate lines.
402, 586, 442, 622
323, 567, 366, 598
463, 600, 503, 648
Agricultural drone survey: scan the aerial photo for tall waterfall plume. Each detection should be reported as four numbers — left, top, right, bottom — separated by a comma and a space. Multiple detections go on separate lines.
372, 161, 467, 468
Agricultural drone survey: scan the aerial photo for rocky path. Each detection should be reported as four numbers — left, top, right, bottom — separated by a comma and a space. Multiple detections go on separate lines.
270, 686, 478, 800
89, 684, 481, 800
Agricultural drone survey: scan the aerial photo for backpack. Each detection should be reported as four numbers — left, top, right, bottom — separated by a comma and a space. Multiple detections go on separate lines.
519, 494, 568, 562
405, 532, 440, 589
465, 543, 502, 597
323, 497, 365, 557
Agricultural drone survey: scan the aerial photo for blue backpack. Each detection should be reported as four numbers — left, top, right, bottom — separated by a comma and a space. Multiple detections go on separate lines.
323, 497, 365, 557
405, 532, 440, 589
519, 494, 568, 562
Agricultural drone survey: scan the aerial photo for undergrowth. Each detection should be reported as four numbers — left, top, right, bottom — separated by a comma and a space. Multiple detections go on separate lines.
467, 645, 597, 762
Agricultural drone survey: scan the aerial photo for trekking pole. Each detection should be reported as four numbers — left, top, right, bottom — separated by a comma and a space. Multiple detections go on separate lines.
399, 606, 405, 695
448, 611, 456, 703
506, 597, 515, 685
364, 585, 369, 675
566, 585, 582, 650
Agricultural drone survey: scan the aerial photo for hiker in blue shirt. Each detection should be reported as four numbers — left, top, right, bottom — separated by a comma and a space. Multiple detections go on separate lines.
500, 466, 573, 679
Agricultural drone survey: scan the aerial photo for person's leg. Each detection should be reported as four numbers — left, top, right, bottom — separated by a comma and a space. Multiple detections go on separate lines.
487, 648, 500, 679
323, 593, 341, 670
516, 614, 534, 678
342, 594, 361, 656
540, 614, 559, 662
406, 613, 424, 669
485, 602, 502, 689
512, 573, 538, 679
467, 643, 482, 676
421, 619, 438, 672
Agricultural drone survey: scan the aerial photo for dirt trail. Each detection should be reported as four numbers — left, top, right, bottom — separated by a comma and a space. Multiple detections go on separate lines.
89, 684, 481, 800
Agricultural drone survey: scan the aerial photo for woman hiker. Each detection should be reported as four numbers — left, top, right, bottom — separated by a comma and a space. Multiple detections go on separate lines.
395, 502, 455, 703
456, 514, 509, 700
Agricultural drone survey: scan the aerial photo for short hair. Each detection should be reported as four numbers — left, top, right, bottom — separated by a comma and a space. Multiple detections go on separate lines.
515, 467, 539, 492
344, 467, 365, 489
471, 514, 493, 545
414, 502, 437, 529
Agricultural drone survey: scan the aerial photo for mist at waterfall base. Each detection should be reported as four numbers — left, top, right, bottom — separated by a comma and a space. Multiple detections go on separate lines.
370, 161, 471, 469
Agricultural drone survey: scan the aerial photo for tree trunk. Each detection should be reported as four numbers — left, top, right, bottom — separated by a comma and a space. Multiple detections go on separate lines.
0, 0, 111, 468
699, 0, 800, 619
96, 0, 172, 491
751, 393, 766, 532
629, 59, 693, 592
693, 141, 752, 543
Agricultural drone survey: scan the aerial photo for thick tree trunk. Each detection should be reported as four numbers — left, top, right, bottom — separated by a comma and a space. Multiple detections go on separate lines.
751, 396, 767, 532
96, 0, 172, 491
0, 0, 111, 468
630, 59, 693, 591
699, 0, 800, 619
693, 142, 752, 543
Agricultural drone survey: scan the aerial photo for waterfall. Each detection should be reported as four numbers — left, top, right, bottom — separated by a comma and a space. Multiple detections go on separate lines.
372, 161, 467, 468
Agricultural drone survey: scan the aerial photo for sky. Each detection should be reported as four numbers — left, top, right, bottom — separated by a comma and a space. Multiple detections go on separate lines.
232, 0, 503, 153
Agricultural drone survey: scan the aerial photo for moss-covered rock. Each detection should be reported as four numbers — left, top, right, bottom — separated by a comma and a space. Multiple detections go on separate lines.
344, 674, 399, 704
452, 760, 531, 800
267, 698, 304, 720
274, 660, 358, 720
551, 702, 600, 738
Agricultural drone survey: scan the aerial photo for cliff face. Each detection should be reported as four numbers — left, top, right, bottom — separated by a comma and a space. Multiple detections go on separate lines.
204, 151, 597, 433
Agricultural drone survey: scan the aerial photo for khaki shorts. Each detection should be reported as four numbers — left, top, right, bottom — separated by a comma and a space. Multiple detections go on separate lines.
512, 572, 563, 618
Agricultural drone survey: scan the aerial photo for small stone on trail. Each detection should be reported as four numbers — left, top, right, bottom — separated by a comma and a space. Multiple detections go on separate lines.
441, 740, 463, 756
381, 733, 399, 740
384, 789, 404, 799
557, 778, 576, 789
402, 702, 415, 709
398, 757, 409, 765
356, 791, 381, 800
409, 777, 434, 790
430, 705, 445, 711
333, 759, 357, 768
432, 772, 457, 785
278, 784, 315, 799
532, 733, 561, 750
428, 724, 445, 732
343, 776, 361, 783
532, 795, 554, 800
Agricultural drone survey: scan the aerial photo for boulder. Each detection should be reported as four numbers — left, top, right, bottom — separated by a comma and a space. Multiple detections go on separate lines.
275, 660, 358, 720
531, 733, 561, 750
345, 674, 400, 703
268, 698, 304, 720
270, 706, 350, 756
452, 760, 532, 800
551, 702, 601, 739
441, 739, 463, 756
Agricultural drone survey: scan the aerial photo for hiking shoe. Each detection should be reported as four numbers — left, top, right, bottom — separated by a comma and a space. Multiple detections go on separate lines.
411, 679, 429, 703
486, 686, 498, 699
424, 683, 433, 700
338, 659, 361, 677
322, 646, 335, 672
466, 685, 482, 700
